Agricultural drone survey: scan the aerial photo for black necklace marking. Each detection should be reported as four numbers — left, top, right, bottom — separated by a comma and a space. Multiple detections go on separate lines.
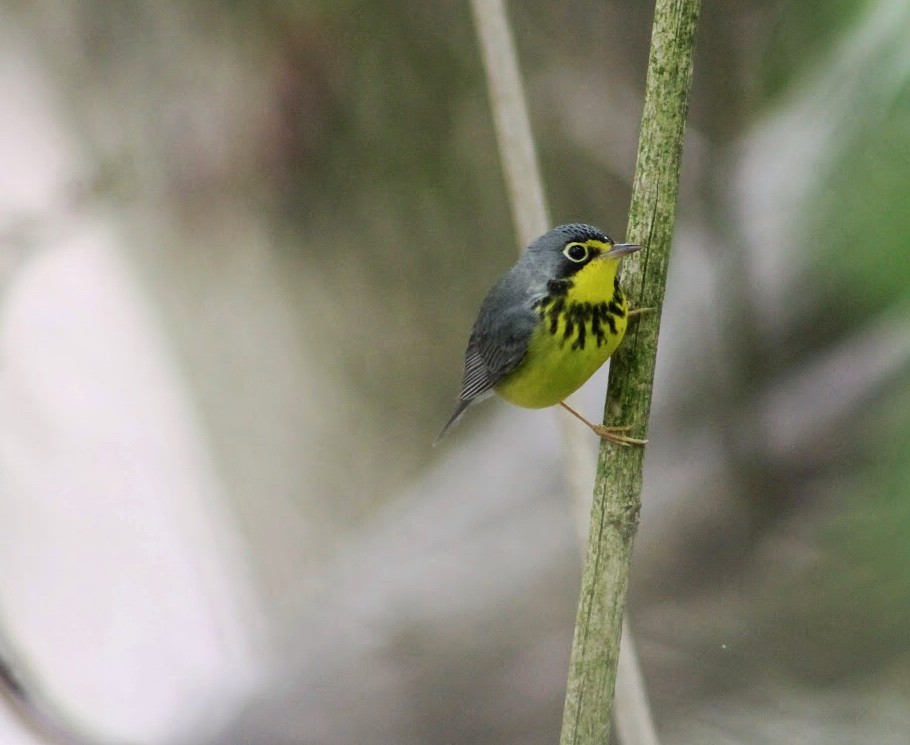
534, 281, 626, 351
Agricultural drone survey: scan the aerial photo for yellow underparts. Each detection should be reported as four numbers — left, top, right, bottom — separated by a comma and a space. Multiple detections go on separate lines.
495, 255, 628, 408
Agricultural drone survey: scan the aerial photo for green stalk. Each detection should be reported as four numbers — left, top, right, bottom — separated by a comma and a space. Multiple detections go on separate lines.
559, 1, 701, 743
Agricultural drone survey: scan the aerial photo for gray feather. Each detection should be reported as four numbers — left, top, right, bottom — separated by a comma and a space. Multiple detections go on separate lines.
436, 260, 543, 442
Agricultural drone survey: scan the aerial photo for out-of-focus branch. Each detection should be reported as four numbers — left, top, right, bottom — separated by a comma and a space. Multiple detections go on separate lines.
560, 0, 702, 743
468, 1, 660, 744
468, 0, 549, 245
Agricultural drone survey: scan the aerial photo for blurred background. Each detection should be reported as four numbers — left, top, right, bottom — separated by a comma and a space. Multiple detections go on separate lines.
1, 0, 909, 743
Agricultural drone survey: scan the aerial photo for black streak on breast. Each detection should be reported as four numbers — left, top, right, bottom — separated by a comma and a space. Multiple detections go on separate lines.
534, 285, 627, 352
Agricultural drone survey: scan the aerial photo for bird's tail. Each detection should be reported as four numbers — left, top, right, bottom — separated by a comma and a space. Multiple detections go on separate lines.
433, 399, 473, 446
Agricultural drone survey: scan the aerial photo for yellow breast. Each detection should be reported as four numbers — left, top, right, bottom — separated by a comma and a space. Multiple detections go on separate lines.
495, 259, 629, 409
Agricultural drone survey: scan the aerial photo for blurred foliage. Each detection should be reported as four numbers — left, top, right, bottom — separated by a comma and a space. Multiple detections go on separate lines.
762, 0, 874, 97
809, 100, 910, 313
753, 0, 910, 687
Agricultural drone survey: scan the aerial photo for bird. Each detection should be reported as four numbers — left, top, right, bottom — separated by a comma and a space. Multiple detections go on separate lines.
437, 223, 647, 445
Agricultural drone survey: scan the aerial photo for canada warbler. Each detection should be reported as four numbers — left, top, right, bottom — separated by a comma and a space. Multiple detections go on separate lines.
437, 223, 646, 445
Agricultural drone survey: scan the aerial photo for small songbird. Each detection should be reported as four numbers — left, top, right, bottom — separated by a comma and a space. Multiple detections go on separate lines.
437, 223, 646, 445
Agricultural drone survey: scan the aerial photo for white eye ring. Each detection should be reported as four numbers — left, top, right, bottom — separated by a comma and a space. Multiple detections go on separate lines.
563, 243, 589, 262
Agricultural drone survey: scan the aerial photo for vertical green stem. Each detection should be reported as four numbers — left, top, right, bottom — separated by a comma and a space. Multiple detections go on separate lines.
559, 1, 701, 743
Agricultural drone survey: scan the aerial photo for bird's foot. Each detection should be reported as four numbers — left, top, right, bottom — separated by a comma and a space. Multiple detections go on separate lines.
591, 424, 648, 447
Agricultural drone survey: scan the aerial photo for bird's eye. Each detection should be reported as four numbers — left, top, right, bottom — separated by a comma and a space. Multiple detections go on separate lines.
563, 243, 589, 262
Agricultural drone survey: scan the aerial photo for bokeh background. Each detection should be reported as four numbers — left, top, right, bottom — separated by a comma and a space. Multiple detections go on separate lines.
1, 1, 909, 743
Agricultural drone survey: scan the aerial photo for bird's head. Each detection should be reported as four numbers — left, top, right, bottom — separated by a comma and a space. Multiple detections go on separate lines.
526, 223, 641, 293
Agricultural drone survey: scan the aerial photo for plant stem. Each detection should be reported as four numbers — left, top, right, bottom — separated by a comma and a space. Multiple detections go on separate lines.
468, 0, 549, 246
559, 0, 702, 743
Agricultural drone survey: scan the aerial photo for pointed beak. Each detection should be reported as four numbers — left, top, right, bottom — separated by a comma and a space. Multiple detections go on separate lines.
604, 242, 642, 258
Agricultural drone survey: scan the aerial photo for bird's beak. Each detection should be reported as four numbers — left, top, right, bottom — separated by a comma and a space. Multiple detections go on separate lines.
604, 243, 642, 258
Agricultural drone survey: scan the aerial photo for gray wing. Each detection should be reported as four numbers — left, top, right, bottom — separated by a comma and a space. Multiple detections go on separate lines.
436, 269, 540, 443
458, 314, 531, 400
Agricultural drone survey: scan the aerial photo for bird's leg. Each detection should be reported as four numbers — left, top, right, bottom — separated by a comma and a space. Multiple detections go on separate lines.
558, 402, 647, 446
